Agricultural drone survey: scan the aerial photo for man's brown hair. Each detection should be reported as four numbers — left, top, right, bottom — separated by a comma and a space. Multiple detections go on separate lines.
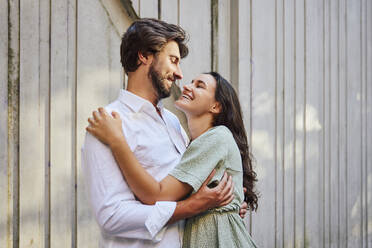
120, 18, 189, 74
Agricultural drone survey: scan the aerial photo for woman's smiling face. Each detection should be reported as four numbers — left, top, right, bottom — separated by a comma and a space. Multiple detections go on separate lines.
175, 73, 219, 117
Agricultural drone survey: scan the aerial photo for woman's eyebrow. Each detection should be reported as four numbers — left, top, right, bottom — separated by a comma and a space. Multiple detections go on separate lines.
196, 80, 206, 86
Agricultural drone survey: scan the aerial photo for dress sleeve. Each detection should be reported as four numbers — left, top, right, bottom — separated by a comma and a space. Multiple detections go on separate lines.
169, 126, 229, 192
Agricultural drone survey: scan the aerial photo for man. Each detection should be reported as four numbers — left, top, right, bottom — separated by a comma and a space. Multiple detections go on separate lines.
82, 18, 246, 247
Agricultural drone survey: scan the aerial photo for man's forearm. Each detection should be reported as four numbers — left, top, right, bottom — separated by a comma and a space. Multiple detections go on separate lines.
167, 171, 235, 224
167, 197, 205, 224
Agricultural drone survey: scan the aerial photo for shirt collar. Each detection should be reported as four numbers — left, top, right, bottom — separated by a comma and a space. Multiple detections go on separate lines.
118, 89, 164, 113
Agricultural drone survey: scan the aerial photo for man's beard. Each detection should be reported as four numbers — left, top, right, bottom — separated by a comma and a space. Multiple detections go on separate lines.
148, 64, 171, 100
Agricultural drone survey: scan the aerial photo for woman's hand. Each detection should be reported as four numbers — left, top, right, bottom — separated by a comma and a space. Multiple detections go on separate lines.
86, 107, 124, 147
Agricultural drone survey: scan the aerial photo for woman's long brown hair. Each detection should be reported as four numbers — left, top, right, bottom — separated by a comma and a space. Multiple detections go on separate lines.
207, 72, 258, 211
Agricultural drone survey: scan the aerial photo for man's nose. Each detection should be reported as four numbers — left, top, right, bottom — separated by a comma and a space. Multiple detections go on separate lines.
174, 66, 183, 80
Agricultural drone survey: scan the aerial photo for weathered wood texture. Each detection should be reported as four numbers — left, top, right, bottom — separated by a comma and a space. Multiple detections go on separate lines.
1, 0, 371, 247
0, 0, 10, 247
19, 1, 46, 247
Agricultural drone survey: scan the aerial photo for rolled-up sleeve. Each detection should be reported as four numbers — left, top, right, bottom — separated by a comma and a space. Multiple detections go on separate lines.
81, 132, 176, 240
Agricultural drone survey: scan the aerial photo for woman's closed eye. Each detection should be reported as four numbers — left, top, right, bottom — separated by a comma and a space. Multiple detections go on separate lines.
196, 82, 206, 89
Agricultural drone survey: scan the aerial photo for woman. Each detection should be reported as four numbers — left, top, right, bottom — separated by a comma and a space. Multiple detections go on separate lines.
87, 72, 258, 247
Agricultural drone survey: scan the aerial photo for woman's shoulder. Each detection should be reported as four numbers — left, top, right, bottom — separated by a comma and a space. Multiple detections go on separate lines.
210, 125, 232, 135
208, 125, 234, 142
192, 125, 234, 147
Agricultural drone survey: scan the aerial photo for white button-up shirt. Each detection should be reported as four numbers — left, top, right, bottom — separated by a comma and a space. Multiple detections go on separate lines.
82, 90, 188, 248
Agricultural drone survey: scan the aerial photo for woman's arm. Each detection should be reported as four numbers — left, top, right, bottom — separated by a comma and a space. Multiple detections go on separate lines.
86, 107, 192, 205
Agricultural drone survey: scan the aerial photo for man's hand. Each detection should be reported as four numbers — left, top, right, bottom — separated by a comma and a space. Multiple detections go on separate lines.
191, 170, 234, 212
168, 170, 234, 224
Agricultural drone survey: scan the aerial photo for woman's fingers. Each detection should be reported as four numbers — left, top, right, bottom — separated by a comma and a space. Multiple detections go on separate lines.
88, 117, 96, 126
92, 110, 101, 121
239, 209, 247, 218
98, 107, 105, 114
111, 111, 120, 119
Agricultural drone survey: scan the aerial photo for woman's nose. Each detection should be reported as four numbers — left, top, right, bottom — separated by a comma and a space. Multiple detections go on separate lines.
183, 84, 192, 91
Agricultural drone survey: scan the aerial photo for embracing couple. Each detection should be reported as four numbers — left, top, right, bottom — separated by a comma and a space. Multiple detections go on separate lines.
82, 18, 258, 248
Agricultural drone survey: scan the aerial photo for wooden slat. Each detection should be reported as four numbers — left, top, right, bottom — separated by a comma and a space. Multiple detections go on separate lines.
249, 0, 277, 247
50, 0, 73, 246
230, 0, 239, 91
6, 1, 20, 247
294, 0, 306, 246
323, 0, 330, 246
361, 0, 368, 246
216, 0, 231, 80
68, 1, 78, 246
109, 23, 124, 97
19, 1, 46, 247
237, 0, 253, 233
139, 0, 158, 18
366, 1, 372, 246
161, 0, 178, 24
39, 0, 51, 246
76, 0, 124, 246
346, 1, 363, 247
179, 0, 211, 89
283, 0, 296, 246
338, 0, 348, 246
305, 0, 324, 247
275, 0, 285, 246
238, 0, 252, 151
0, 0, 10, 247
329, 0, 341, 247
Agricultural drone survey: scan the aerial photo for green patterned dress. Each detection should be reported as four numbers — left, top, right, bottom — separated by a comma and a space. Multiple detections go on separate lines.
170, 125, 258, 248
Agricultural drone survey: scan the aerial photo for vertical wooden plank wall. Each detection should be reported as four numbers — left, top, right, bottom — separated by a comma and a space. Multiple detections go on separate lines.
329, 0, 339, 247
179, 0, 211, 86
367, 2, 372, 246
283, 0, 296, 246
4, 1, 20, 247
139, 0, 158, 18
347, 0, 363, 247
361, 1, 369, 247
39, 0, 50, 246
19, 1, 46, 247
50, 0, 74, 246
305, 0, 323, 247
237, 0, 253, 233
294, 0, 306, 246
250, 0, 277, 247
1, 0, 371, 247
0, 0, 9, 247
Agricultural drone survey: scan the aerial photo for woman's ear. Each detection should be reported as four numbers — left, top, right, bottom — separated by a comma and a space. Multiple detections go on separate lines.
210, 102, 222, 114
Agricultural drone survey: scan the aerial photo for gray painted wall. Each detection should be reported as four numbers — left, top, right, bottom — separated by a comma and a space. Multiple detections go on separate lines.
1, 0, 371, 247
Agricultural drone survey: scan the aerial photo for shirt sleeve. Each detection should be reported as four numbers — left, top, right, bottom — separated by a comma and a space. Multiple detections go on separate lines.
81, 132, 176, 241
169, 126, 229, 192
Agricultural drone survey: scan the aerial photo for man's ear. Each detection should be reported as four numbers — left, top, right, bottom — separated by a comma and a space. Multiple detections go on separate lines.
138, 52, 153, 65
210, 102, 222, 114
